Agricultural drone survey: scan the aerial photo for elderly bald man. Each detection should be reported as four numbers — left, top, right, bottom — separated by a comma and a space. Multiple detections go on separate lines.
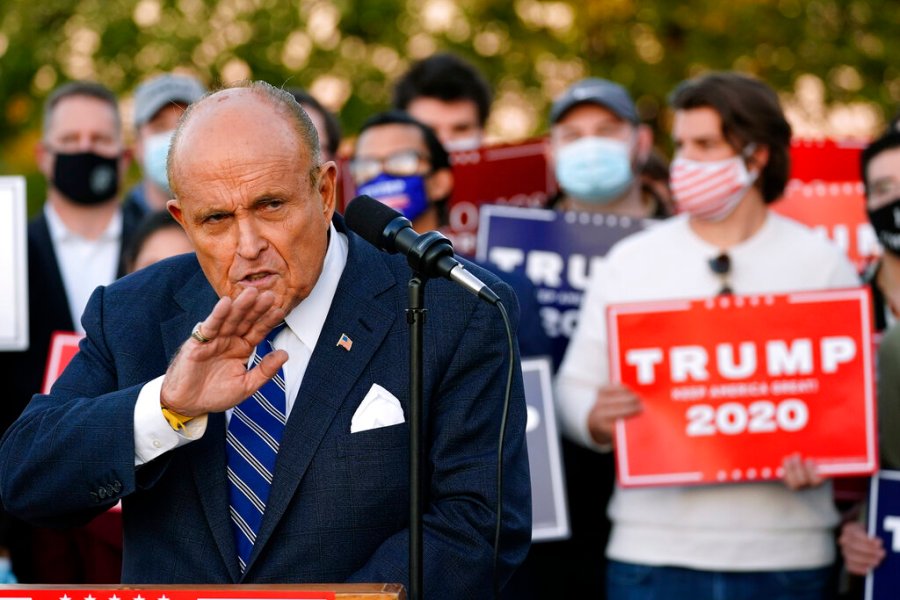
0, 82, 531, 596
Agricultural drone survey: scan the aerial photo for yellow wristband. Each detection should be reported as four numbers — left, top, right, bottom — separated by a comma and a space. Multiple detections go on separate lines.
161, 406, 195, 431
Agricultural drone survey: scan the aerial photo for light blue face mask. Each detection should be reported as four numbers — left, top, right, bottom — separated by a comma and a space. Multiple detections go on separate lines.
555, 136, 634, 203
143, 130, 175, 194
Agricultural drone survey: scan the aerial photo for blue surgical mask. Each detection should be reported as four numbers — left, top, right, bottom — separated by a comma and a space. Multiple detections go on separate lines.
555, 136, 634, 203
357, 173, 430, 222
143, 130, 175, 194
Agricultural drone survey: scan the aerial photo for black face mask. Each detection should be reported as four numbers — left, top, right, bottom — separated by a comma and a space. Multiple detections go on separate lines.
868, 197, 900, 257
52, 151, 120, 206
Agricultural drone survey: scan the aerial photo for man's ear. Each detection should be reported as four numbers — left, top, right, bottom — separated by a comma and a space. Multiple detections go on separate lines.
36, 141, 53, 180
118, 147, 133, 182
634, 124, 653, 164
167, 199, 185, 227
425, 167, 454, 203
746, 143, 770, 173
317, 160, 338, 223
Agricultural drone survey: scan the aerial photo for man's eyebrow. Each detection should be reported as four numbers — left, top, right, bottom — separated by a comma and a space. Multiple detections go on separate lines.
251, 193, 294, 208
193, 207, 232, 223
673, 134, 720, 144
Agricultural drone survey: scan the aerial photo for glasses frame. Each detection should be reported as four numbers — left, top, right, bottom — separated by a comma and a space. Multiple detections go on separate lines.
350, 150, 430, 185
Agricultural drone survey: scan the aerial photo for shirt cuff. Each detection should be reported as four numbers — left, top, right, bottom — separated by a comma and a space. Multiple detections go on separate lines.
134, 375, 208, 466
554, 377, 612, 453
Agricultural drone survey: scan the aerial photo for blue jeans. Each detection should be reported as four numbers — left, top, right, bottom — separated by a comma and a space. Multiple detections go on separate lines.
606, 560, 833, 600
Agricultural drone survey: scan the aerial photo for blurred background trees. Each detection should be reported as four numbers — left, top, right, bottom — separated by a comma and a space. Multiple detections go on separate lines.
1, 0, 898, 212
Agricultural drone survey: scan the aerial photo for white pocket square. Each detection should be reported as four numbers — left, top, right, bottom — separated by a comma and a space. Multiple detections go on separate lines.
350, 383, 405, 433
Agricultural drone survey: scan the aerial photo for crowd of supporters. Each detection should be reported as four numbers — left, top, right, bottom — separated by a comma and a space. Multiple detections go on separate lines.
1, 51, 898, 600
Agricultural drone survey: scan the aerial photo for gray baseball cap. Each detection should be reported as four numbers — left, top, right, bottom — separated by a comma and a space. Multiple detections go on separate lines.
133, 74, 206, 127
550, 77, 639, 124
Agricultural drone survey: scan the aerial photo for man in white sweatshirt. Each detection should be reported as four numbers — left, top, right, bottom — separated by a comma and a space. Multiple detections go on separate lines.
556, 71, 859, 599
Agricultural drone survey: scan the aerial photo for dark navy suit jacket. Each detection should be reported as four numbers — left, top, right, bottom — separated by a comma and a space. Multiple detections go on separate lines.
0, 207, 139, 581
0, 209, 139, 436
0, 217, 531, 596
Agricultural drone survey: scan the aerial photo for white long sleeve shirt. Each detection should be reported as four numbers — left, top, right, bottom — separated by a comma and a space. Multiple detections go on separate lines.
555, 212, 860, 571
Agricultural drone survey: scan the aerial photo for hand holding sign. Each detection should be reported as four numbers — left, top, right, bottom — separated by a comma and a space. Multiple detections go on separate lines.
864, 470, 900, 598
587, 383, 642, 446
782, 452, 824, 490
840, 520, 885, 576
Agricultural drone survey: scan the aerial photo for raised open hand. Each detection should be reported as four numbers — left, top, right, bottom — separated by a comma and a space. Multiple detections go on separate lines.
160, 287, 289, 417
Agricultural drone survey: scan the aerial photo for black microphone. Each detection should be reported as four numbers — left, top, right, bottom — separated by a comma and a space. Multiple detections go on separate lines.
344, 195, 500, 305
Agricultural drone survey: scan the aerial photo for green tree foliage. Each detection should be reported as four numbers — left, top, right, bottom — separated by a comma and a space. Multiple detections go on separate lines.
0, 0, 898, 211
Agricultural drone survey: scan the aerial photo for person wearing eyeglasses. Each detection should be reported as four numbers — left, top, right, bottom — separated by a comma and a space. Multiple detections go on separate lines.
555, 72, 859, 599
350, 110, 454, 233
349, 110, 552, 364
1, 83, 532, 594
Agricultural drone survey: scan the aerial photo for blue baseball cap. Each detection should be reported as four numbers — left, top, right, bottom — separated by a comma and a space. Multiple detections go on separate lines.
550, 78, 639, 124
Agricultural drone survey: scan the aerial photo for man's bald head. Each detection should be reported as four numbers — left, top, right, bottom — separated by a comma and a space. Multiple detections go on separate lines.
164, 81, 338, 314
167, 81, 321, 197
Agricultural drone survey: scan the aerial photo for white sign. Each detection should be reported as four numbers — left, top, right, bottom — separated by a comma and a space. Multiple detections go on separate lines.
0, 177, 28, 350
522, 357, 570, 541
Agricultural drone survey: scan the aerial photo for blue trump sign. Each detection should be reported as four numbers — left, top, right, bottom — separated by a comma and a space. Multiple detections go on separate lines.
867, 470, 900, 600
476, 205, 648, 367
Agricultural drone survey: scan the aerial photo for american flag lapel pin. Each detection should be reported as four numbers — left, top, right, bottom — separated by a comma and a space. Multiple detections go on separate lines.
337, 333, 353, 351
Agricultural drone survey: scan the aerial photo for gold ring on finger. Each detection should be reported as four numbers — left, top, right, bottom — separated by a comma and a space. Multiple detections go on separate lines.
191, 321, 213, 344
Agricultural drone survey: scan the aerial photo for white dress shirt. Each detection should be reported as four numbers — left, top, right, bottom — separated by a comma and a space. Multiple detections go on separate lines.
44, 203, 122, 333
133, 224, 349, 465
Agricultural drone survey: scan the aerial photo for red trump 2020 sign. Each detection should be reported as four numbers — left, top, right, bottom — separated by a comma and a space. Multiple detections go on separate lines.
608, 288, 877, 488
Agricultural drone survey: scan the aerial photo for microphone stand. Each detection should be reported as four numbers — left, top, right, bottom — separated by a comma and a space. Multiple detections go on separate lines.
407, 274, 426, 600
384, 226, 456, 600
387, 229, 454, 600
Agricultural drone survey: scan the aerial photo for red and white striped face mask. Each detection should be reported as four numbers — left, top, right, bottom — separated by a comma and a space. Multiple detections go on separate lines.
670, 150, 758, 221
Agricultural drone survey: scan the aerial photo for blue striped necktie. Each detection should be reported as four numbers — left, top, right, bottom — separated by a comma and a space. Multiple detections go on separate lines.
226, 322, 288, 572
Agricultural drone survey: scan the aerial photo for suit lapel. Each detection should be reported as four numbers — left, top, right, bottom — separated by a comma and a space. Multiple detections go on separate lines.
161, 265, 242, 579
244, 227, 399, 575
117, 205, 142, 278
160, 267, 218, 359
